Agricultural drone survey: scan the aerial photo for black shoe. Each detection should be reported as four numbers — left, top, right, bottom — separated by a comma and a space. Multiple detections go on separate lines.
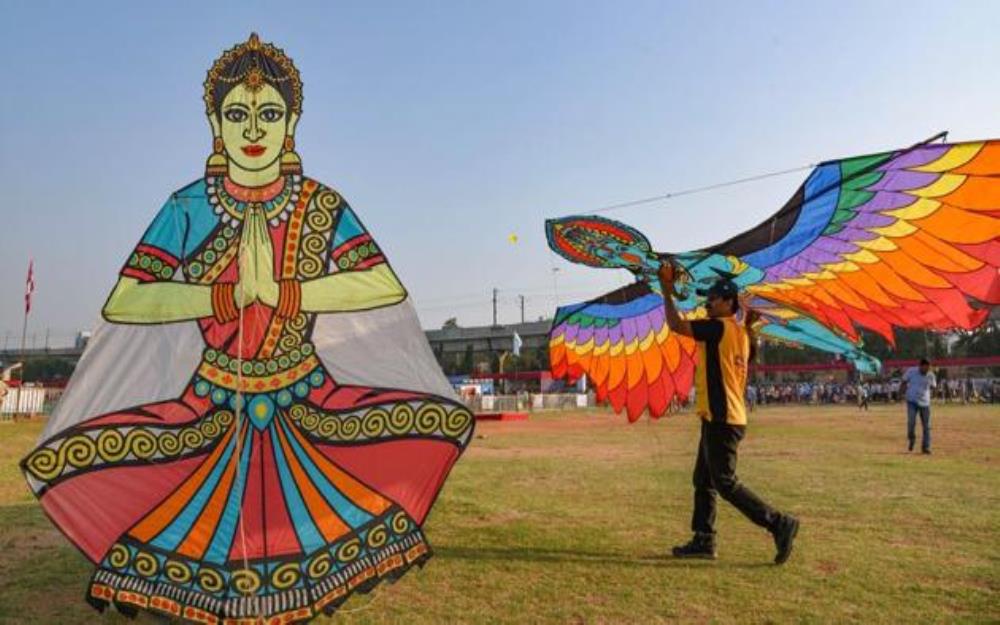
671, 534, 717, 560
922, 449, 931, 455
773, 516, 799, 565
908, 441, 915, 452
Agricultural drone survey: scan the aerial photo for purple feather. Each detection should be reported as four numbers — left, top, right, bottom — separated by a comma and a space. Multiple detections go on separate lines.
620, 316, 639, 344
848, 212, 896, 229
879, 145, 947, 171
869, 170, 940, 192
594, 325, 610, 347
857, 190, 918, 212
812, 236, 859, 254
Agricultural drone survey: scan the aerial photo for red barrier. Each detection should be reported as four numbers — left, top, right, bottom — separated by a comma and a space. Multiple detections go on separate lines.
475, 412, 530, 421
479, 355, 1000, 381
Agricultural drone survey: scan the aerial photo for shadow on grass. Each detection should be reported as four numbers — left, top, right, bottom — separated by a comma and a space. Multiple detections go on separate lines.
433, 545, 773, 569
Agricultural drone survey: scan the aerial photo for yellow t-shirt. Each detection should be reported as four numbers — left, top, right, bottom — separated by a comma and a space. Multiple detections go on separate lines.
692, 316, 749, 425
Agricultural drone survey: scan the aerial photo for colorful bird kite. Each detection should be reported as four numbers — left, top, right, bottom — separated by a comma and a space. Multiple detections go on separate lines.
547, 137, 1000, 421
21, 34, 473, 623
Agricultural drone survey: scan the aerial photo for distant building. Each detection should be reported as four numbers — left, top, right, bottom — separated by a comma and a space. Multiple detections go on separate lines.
75, 331, 93, 350
425, 320, 552, 375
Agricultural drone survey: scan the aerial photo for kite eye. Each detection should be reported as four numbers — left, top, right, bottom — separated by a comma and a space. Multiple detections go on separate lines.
223, 108, 249, 123
259, 106, 285, 123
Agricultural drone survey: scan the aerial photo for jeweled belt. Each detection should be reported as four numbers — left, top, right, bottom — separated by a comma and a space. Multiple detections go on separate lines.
198, 345, 321, 392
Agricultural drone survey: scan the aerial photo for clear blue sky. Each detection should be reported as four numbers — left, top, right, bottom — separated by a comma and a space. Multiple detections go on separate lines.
3, 0, 1000, 347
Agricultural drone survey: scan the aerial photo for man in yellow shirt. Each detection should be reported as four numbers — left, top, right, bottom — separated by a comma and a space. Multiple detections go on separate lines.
659, 264, 799, 564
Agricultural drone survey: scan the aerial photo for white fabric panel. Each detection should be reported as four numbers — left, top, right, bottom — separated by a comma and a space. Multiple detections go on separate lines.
41, 321, 203, 441
41, 299, 455, 440
42, 298, 454, 442
312, 299, 456, 399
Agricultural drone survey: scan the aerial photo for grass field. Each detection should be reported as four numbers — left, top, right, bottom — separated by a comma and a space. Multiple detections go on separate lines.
1, 404, 997, 624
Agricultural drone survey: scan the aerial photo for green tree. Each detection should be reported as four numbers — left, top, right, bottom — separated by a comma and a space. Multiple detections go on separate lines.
22, 357, 76, 382
460, 345, 474, 375
951, 321, 999, 357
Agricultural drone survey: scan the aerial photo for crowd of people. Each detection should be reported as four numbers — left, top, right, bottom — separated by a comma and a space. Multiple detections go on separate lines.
745, 376, 1000, 409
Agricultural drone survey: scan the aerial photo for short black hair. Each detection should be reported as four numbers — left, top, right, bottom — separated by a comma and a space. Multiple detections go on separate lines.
699, 278, 740, 312
919, 358, 931, 366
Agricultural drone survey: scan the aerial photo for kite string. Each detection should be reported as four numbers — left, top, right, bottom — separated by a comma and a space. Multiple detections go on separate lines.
234, 219, 258, 617
577, 163, 815, 216
572, 130, 948, 218
174, 192, 258, 616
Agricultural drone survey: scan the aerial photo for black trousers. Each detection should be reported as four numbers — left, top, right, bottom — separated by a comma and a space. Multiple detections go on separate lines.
692, 420, 782, 535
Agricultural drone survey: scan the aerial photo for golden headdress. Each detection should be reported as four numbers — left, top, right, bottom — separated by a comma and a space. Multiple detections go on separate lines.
203, 33, 303, 116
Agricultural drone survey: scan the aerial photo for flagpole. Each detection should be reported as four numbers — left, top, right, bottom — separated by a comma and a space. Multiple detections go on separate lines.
11, 303, 27, 419
14, 260, 32, 419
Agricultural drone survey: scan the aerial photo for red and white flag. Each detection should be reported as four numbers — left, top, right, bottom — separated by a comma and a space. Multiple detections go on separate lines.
24, 260, 34, 315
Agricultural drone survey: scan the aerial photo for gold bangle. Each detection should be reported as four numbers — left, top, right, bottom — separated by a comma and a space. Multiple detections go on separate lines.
212, 283, 238, 323
277, 279, 301, 319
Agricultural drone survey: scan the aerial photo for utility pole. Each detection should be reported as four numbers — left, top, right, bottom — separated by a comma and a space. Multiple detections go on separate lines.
519, 295, 525, 324
492, 288, 498, 327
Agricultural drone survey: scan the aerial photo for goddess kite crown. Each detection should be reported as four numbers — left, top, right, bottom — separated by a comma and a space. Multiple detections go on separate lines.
203, 32, 303, 115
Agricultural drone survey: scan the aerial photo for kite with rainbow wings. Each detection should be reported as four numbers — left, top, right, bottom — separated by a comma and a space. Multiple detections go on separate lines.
547, 137, 1000, 421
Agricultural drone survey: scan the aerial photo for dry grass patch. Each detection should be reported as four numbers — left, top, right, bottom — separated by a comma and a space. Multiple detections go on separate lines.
0, 404, 997, 624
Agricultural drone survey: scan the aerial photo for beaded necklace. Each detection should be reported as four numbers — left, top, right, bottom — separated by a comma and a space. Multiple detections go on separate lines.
206, 175, 302, 227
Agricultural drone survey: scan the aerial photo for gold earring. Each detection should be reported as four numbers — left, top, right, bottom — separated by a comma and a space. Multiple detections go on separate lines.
206, 136, 227, 177
280, 136, 302, 175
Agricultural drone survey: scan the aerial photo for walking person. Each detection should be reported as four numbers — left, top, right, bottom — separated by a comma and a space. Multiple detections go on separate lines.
900, 358, 936, 454
658, 263, 799, 564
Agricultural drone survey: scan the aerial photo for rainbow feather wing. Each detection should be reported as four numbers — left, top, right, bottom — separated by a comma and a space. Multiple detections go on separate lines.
549, 283, 696, 421
708, 140, 1000, 345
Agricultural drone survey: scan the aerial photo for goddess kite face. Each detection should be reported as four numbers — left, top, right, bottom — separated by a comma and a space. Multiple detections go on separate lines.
218, 83, 290, 173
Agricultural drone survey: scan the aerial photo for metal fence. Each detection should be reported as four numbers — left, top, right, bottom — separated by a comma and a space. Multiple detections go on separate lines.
1, 386, 46, 418
464, 393, 592, 413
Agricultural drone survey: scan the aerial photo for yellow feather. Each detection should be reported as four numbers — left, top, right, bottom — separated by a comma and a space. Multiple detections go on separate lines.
762, 308, 800, 320
856, 236, 898, 252
655, 323, 671, 344
884, 197, 940, 220
573, 337, 594, 355
638, 330, 656, 352
912, 143, 983, 172
871, 220, 918, 237
909, 174, 965, 198
822, 261, 861, 273
623, 338, 640, 355
803, 270, 837, 280
843, 249, 880, 264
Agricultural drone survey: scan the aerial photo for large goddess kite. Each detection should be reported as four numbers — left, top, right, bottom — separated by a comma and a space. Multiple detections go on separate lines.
547, 137, 1000, 421
22, 34, 473, 623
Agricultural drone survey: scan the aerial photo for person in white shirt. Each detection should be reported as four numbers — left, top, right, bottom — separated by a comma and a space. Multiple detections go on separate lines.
900, 358, 937, 454
857, 382, 869, 411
